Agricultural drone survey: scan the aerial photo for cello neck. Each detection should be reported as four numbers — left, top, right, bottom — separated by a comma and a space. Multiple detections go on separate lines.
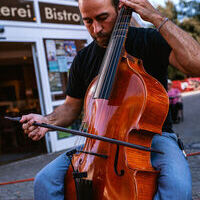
94, 7, 132, 99
111, 6, 132, 42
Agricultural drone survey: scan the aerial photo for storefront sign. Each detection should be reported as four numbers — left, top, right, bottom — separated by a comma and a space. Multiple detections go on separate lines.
39, 3, 82, 25
0, 0, 35, 22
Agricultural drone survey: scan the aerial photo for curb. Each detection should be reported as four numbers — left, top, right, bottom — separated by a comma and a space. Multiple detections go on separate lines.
181, 90, 200, 97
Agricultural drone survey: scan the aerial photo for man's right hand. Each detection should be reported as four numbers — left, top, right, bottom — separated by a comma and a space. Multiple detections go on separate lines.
20, 114, 49, 141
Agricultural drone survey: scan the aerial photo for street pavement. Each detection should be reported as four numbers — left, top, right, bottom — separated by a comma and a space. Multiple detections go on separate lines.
173, 91, 200, 200
0, 92, 200, 200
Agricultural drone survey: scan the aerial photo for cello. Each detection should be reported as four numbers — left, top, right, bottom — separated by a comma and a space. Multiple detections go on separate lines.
64, 5, 169, 200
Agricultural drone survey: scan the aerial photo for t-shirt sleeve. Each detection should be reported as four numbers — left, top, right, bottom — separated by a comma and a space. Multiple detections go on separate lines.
146, 28, 172, 67
126, 27, 172, 89
66, 54, 85, 99
126, 27, 172, 69
145, 29, 172, 88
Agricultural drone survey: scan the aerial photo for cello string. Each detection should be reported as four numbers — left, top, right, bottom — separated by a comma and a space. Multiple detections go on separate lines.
85, 26, 119, 145
96, 7, 126, 101
91, 8, 126, 134
74, 110, 89, 150
75, 7, 131, 153
74, 121, 86, 149
102, 8, 131, 99
101, 8, 125, 97
77, 112, 90, 151
88, 8, 131, 153
74, 14, 125, 152
104, 8, 131, 99
83, 9, 125, 147
92, 8, 131, 141
92, 7, 130, 125
95, 7, 124, 99
97, 9, 131, 141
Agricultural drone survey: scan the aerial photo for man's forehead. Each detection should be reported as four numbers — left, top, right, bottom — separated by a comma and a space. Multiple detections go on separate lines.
79, 0, 112, 3
79, 0, 112, 8
79, 0, 114, 16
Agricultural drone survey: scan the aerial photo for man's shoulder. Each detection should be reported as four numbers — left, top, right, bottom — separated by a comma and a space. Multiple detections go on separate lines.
128, 26, 159, 38
128, 26, 156, 32
126, 27, 160, 55
71, 41, 97, 72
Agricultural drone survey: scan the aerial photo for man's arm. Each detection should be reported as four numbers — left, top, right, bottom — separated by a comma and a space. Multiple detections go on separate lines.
119, 0, 200, 76
46, 96, 83, 127
20, 96, 83, 141
154, 16, 200, 76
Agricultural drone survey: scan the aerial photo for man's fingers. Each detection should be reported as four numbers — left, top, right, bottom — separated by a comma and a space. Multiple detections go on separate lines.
28, 128, 39, 139
26, 125, 37, 134
22, 122, 31, 132
120, 0, 138, 6
32, 133, 43, 141
22, 122, 34, 132
22, 119, 36, 131
119, 0, 142, 13
120, 0, 146, 5
20, 114, 47, 141
31, 129, 45, 141
20, 114, 34, 123
27, 127, 45, 141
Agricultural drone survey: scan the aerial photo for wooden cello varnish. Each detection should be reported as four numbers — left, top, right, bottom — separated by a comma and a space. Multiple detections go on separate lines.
65, 6, 169, 200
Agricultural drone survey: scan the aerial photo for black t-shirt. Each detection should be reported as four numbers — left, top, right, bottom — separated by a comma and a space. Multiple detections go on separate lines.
66, 27, 173, 132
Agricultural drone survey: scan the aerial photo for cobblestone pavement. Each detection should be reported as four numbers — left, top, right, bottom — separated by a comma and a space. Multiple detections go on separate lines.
0, 92, 200, 200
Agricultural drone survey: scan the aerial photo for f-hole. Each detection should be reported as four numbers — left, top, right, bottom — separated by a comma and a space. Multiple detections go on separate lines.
114, 144, 125, 176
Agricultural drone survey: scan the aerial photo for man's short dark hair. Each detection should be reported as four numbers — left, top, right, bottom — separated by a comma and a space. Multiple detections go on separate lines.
112, 0, 119, 10
77, 0, 119, 11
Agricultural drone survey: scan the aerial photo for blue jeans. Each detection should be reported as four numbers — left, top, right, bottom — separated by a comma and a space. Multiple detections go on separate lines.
34, 132, 192, 200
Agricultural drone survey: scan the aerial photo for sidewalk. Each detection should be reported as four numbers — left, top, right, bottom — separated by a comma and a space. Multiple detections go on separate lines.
0, 146, 200, 199
0, 150, 65, 200
181, 90, 200, 97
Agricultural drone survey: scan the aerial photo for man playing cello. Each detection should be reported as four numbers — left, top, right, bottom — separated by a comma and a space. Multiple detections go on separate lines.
20, 0, 200, 199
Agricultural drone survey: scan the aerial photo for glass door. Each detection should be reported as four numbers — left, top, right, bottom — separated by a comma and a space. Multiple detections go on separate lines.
0, 42, 46, 164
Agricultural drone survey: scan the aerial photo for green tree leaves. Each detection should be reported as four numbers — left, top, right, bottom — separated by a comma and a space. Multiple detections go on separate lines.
158, 0, 200, 80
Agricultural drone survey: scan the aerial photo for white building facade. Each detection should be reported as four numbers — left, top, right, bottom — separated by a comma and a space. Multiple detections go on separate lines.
0, 0, 92, 154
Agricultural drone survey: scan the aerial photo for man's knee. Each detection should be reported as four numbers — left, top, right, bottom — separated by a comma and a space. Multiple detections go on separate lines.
34, 169, 48, 191
34, 152, 71, 200
172, 172, 192, 197
34, 167, 65, 200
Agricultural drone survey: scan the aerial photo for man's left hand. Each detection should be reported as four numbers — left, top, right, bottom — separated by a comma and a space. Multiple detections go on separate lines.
119, 0, 162, 23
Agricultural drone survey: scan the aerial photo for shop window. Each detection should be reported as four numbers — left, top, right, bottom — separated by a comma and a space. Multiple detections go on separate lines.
44, 39, 87, 101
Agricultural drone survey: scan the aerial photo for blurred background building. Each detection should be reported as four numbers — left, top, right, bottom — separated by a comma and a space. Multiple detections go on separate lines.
0, 0, 143, 164
0, 0, 92, 164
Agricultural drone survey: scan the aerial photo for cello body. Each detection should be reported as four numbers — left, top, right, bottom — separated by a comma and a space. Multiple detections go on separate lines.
65, 52, 169, 199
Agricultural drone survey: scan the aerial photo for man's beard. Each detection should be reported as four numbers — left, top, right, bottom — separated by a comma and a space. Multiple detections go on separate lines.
93, 32, 111, 48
